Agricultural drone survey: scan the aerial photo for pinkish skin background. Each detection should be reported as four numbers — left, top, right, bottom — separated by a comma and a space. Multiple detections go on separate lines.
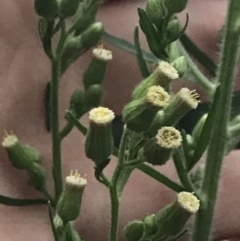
0, 0, 240, 240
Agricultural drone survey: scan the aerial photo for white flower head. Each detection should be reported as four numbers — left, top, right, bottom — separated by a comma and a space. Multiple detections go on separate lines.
178, 88, 200, 109
89, 107, 115, 125
2, 131, 18, 148
157, 61, 179, 80
156, 126, 182, 149
93, 45, 113, 62
146, 85, 170, 107
66, 170, 87, 188
177, 191, 200, 214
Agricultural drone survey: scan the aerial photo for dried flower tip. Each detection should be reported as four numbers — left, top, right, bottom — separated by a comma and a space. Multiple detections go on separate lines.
145, 85, 170, 107
89, 107, 115, 125
66, 170, 87, 187
156, 126, 182, 149
157, 61, 179, 80
177, 192, 200, 214
179, 88, 200, 109
93, 45, 112, 62
2, 131, 18, 148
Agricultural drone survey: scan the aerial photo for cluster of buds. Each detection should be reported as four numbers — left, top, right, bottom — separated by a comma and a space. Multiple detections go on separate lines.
2, 132, 46, 191
123, 192, 200, 241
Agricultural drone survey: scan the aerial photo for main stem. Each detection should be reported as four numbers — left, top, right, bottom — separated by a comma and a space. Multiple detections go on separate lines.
192, 1, 240, 241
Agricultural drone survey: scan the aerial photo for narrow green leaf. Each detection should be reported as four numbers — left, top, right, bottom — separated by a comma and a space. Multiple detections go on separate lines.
103, 31, 159, 63
43, 19, 54, 59
48, 201, 59, 241
66, 111, 87, 136
134, 26, 150, 78
138, 7, 167, 59
187, 85, 221, 171
180, 33, 217, 75
45, 82, 51, 132
38, 18, 48, 41
0, 194, 47, 206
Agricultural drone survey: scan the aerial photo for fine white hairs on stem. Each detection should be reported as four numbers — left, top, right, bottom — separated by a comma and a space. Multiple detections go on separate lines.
156, 126, 182, 149
145, 85, 170, 107
66, 170, 87, 187
178, 88, 200, 109
2, 131, 18, 148
93, 44, 113, 62
177, 191, 200, 214
157, 61, 179, 80
89, 107, 115, 125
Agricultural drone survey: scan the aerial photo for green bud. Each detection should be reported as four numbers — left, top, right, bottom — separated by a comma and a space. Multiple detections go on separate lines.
60, 0, 81, 17
145, 0, 165, 26
68, 89, 85, 118
53, 214, 64, 238
142, 214, 158, 238
132, 61, 178, 99
171, 56, 187, 77
124, 86, 170, 133
72, 0, 101, 35
164, 0, 188, 14
85, 107, 115, 163
166, 19, 182, 43
160, 88, 199, 127
144, 126, 182, 165
27, 163, 47, 191
154, 192, 200, 237
123, 220, 144, 241
34, 0, 59, 18
2, 132, 42, 170
192, 114, 207, 146
83, 85, 103, 110
80, 22, 104, 50
83, 46, 112, 90
57, 170, 87, 222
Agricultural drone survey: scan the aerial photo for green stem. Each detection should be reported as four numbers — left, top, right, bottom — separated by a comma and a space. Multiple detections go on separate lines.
41, 188, 56, 207
0, 195, 47, 206
177, 41, 215, 96
60, 122, 74, 140
137, 164, 185, 193
51, 22, 67, 201
192, 1, 240, 241
109, 127, 129, 241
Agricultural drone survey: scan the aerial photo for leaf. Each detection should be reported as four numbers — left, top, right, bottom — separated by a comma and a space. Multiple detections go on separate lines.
38, 18, 48, 41
138, 8, 168, 59
134, 26, 150, 78
187, 85, 221, 171
43, 19, 54, 59
103, 31, 159, 64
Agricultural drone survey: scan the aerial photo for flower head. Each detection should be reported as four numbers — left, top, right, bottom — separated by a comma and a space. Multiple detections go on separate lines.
178, 88, 200, 109
66, 170, 87, 188
156, 61, 179, 80
2, 131, 18, 148
89, 107, 115, 125
93, 45, 112, 62
177, 191, 200, 214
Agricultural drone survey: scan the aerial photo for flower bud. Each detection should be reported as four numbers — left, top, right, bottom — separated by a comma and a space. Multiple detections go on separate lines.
68, 89, 85, 118
145, 0, 165, 26
123, 86, 170, 133
60, 0, 81, 17
142, 214, 158, 238
144, 126, 182, 165
166, 19, 182, 43
56, 170, 87, 223
192, 114, 207, 146
164, 0, 188, 14
83, 45, 112, 90
85, 107, 115, 163
2, 132, 42, 170
83, 84, 103, 110
154, 191, 200, 237
34, 0, 59, 18
171, 56, 187, 77
27, 163, 47, 191
123, 220, 144, 241
160, 88, 200, 127
132, 61, 178, 99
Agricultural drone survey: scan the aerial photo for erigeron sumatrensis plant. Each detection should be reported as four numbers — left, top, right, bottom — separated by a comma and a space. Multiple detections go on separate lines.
1, 0, 240, 240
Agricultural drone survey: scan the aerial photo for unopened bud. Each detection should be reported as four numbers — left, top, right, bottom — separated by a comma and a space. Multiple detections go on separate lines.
171, 56, 187, 77
145, 0, 165, 26
2, 132, 42, 170
57, 170, 87, 222
34, 0, 59, 18
132, 61, 178, 99
85, 107, 115, 163
83, 84, 103, 110
192, 114, 207, 146
123, 86, 170, 133
123, 220, 144, 241
154, 191, 200, 237
68, 89, 85, 118
144, 126, 182, 165
60, 0, 81, 17
166, 19, 182, 43
164, 0, 188, 14
83, 45, 112, 90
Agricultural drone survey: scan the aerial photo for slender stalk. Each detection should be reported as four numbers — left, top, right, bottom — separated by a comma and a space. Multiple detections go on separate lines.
109, 127, 129, 241
60, 122, 74, 139
51, 22, 67, 201
192, 1, 240, 241
0, 195, 47, 206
